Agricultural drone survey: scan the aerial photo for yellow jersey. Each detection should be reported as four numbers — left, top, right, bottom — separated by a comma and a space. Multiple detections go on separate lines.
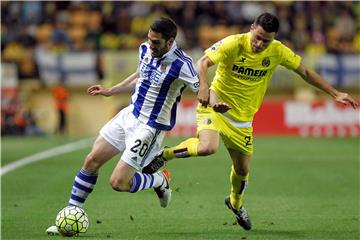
205, 32, 301, 122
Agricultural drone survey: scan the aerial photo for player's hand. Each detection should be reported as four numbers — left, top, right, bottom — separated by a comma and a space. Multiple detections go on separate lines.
335, 92, 358, 109
212, 102, 232, 113
197, 87, 210, 107
87, 85, 111, 97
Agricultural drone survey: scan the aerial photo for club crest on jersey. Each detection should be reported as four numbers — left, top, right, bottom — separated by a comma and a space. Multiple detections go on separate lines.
143, 57, 149, 63
262, 57, 270, 67
160, 63, 167, 73
203, 118, 212, 125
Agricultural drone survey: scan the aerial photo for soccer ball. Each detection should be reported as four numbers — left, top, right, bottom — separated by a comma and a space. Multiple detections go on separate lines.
55, 206, 89, 236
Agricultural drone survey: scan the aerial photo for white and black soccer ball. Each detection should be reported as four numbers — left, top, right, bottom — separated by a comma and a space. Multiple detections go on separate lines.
55, 206, 89, 236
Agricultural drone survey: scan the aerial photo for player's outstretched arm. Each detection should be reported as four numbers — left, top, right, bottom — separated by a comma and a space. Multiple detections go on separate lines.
294, 63, 358, 109
87, 72, 139, 97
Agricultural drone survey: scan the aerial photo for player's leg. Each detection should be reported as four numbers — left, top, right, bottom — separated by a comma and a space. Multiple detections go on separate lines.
227, 149, 252, 210
109, 155, 171, 208
163, 104, 220, 160
162, 129, 220, 160
221, 122, 253, 230
108, 122, 172, 207
109, 160, 169, 193
69, 106, 136, 207
69, 135, 120, 207
48, 106, 135, 235
142, 105, 220, 174
221, 124, 253, 209
46, 135, 120, 235
224, 148, 253, 230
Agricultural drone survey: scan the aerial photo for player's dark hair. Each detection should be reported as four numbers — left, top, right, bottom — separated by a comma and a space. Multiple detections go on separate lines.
150, 17, 177, 40
254, 13, 279, 33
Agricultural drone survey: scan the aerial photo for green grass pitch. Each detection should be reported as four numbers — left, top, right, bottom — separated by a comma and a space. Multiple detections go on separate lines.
1, 136, 359, 239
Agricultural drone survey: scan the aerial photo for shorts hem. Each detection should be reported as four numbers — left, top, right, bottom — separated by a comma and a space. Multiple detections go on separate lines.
121, 158, 141, 171
224, 145, 253, 155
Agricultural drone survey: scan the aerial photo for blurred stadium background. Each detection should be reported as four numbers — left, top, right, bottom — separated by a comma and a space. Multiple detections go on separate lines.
1, 1, 359, 138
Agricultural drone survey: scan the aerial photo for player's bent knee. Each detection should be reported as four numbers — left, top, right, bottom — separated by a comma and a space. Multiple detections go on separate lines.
198, 148, 217, 156
109, 176, 130, 192
198, 143, 218, 156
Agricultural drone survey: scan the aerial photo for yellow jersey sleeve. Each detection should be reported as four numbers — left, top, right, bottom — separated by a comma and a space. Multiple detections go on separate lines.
279, 44, 301, 70
204, 35, 239, 64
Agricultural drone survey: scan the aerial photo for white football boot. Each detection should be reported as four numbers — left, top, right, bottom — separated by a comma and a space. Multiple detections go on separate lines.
154, 169, 172, 208
46, 225, 59, 235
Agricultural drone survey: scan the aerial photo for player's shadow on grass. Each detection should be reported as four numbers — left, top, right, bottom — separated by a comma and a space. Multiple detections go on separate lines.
152, 228, 305, 240
251, 229, 305, 238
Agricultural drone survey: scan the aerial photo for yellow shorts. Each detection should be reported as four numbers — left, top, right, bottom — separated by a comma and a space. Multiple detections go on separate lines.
197, 105, 253, 155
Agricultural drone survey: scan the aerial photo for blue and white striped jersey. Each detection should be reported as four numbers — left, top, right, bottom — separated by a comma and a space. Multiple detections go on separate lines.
130, 41, 199, 131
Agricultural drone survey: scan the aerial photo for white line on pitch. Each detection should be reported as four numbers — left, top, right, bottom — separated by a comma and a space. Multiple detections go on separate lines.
1, 138, 93, 176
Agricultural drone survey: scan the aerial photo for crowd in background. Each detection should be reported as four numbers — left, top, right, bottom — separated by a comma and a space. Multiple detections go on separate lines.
1, 1, 359, 80
1, 1, 359, 136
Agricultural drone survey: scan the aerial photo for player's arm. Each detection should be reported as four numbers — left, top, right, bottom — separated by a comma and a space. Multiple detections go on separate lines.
197, 55, 231, 113
196, 55, 214, 106
87, 72, 139, 97
294, 63, 358, 109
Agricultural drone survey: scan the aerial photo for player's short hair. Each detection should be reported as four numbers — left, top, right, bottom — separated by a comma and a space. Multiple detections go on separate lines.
150, 17, 177, 41
254, 13, 279, 33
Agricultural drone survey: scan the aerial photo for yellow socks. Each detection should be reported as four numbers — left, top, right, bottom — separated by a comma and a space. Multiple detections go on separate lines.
229, 166, 249, 210
162, 138, 199, 161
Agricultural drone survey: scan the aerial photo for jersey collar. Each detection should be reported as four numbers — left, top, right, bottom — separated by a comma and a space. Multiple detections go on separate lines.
160, 41, 177, 59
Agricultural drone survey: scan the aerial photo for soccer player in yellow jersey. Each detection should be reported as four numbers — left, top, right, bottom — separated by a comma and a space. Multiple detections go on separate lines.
143, 13, 358, 230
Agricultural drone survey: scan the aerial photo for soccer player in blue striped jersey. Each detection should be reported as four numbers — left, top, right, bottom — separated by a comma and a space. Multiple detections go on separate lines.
46, 17, 199, 235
